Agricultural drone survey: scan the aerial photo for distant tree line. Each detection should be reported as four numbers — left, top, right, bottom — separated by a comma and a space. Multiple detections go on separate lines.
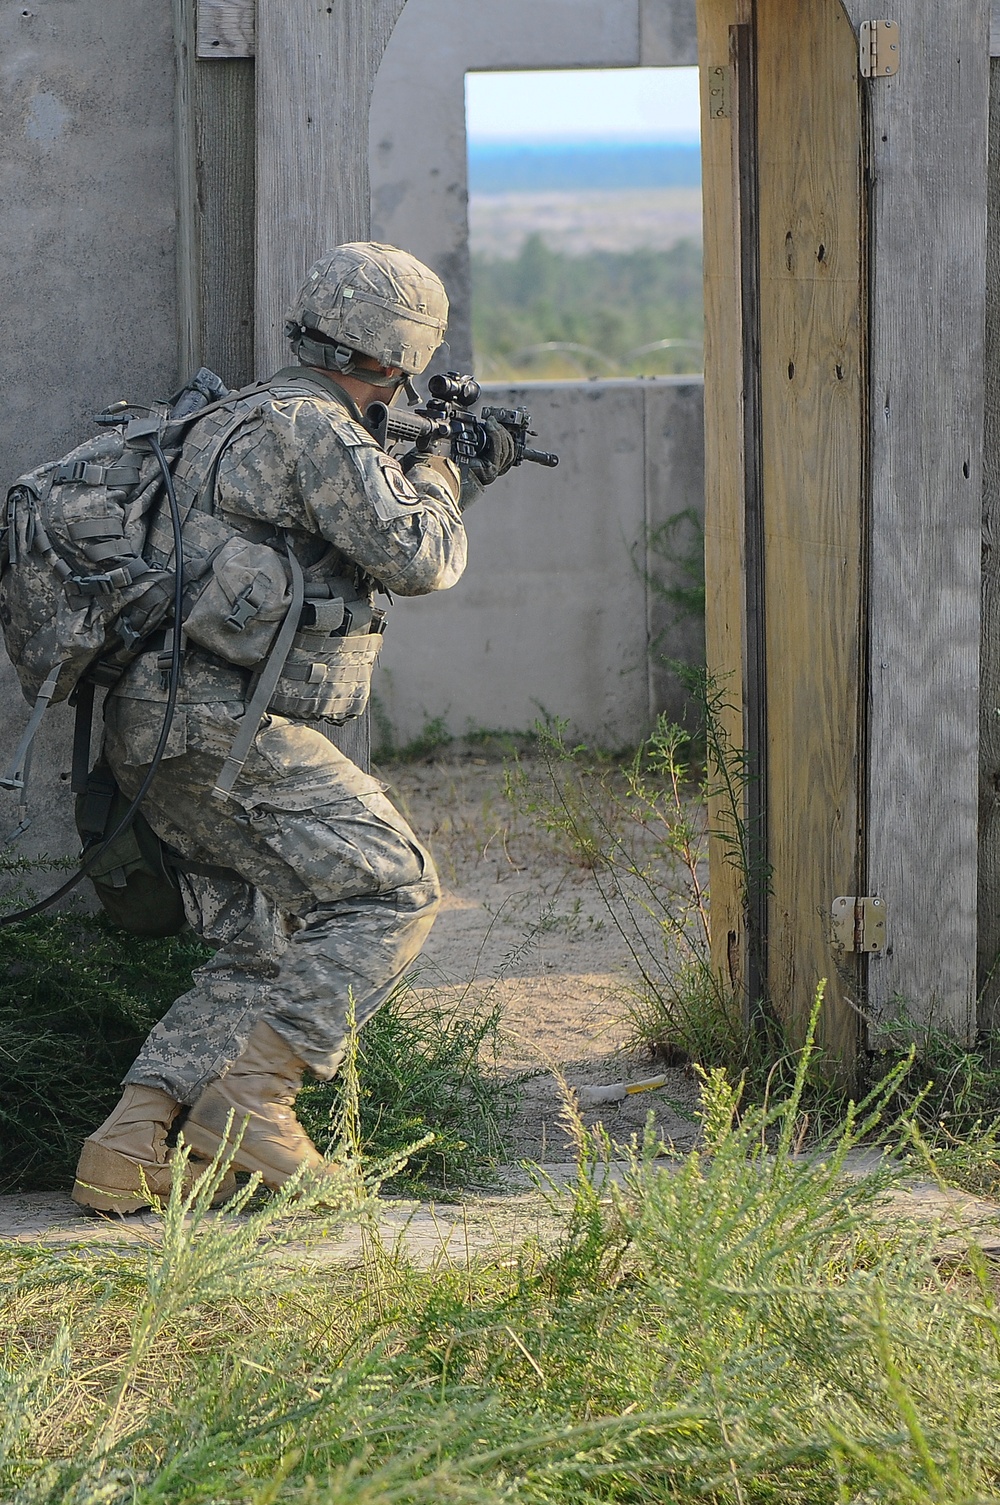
472, 234, 704, 380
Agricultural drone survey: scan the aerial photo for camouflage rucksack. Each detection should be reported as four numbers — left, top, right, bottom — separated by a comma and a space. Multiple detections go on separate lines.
0, 369, 272, 793
0, 368, 271, 932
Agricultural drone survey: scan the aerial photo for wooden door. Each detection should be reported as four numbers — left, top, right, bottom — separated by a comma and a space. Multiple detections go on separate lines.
699, 0, 866, 1066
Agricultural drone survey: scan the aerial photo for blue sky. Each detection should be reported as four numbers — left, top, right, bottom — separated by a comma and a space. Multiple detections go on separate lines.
465, 67, 701, 144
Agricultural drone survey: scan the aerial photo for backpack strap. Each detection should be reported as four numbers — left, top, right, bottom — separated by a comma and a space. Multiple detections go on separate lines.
211, 543, 305, 803
0, 663, 63, 796
71, 679, 97, 794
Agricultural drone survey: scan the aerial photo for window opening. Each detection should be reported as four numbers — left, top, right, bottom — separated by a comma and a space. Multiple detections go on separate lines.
465, 68, 703, 382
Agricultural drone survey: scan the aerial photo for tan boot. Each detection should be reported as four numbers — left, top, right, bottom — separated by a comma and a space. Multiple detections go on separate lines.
72, 1084, 238, 1215
182, 1021, 331, 1188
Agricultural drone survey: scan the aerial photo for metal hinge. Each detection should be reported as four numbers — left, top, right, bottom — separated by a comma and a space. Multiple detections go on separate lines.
706, 64, 731, 121
832, 895, 887, 954
859, 20, 900, 78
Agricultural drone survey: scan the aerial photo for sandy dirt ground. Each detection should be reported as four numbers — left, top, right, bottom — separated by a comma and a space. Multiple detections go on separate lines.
383, 751, 703, 1164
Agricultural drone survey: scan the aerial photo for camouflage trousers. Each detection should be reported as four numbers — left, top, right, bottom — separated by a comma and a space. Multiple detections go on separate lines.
103, 691, 440, 1104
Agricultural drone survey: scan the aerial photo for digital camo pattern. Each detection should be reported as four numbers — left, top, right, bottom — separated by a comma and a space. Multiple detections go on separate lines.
105, 695, 441, 1101
103, 371, 463, 1101
286, 244, 449, 375
212, 368, 467, 596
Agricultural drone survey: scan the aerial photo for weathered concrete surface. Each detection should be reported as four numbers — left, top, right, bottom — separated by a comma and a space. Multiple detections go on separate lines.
369, 0, 698, 371
374, 377, 705, 748
0, 1, 177, 887
0, 661, 100, 883
0, 2, 178, 482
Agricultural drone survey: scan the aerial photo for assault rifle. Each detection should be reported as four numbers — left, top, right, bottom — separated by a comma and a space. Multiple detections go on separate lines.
366, 371, 559, 472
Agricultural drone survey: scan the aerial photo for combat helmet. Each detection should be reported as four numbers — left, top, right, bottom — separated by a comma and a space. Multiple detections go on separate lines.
285, 242, 448, 384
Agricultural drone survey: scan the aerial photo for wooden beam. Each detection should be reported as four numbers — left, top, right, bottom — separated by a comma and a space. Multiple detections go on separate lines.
173, 0, 201, 381
980, 55, 1000, 1027
697, 0, 748, 1010
255, 0, 408, 378
756, 0, 865, 1062
195, 55, 256, 386
197, 0, 255, 59
840, 0, 989, 1041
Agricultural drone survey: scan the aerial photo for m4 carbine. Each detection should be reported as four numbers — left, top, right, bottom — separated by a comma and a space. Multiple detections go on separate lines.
366, 371, 559, 472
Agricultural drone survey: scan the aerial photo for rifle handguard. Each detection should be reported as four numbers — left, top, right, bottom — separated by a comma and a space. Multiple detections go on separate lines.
366, 397, 559, 470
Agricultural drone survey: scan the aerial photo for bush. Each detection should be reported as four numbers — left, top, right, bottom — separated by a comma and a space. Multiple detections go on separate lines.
472, 236, 704, 379
0, 916, 205, 1193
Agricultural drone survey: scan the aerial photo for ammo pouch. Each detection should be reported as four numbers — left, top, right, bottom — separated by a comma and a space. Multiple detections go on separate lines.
75, 763, 185, 937
267, 596, 385, 723
183, 535, 292, 667
75, 760, 238, 938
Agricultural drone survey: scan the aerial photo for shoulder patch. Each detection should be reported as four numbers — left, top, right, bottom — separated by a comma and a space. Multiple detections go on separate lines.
377, 454, 420, 504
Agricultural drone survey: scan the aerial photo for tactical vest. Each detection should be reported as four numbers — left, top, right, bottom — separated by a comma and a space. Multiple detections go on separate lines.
142, 373, 387, 727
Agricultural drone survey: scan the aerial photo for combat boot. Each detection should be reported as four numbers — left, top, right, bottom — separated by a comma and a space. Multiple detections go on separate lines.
181, 1021, 332, 1188
72, 1084, 238, 1215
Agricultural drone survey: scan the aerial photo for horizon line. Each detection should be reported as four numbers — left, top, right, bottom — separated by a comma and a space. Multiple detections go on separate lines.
467, 132, 701, 150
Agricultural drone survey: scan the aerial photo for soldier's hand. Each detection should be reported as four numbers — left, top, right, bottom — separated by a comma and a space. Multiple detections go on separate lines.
469, 416, 517, 487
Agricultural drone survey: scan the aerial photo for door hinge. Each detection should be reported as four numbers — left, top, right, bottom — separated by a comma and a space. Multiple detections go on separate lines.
832, 895, 887, 954
706, 64, 731, 121
859, 20, 900, 78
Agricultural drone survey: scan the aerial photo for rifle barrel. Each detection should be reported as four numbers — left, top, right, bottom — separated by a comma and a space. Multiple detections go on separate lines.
521, 447, 559, 468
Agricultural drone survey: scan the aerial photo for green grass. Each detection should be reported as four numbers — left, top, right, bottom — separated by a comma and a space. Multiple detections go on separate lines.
0, 915, 517, 1196
3, 1035, 1000, 1504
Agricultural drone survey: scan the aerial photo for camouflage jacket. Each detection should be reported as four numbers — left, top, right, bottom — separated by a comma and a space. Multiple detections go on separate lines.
114, 365, 468, 711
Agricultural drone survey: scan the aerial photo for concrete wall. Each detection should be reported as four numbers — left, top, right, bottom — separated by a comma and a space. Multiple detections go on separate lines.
0, 2, 178, 480
374, 377, 705, 749
369, 0, 698, 370
0, 1, 178, 873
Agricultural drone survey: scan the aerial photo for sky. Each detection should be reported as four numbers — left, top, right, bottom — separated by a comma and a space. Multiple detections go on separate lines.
465, 67, 701, 145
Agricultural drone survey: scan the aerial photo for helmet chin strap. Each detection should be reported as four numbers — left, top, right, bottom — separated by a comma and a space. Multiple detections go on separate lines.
288, 326, 412, 395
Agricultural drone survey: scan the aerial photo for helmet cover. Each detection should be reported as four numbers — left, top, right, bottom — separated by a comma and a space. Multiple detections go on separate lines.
286, 242, 448, 376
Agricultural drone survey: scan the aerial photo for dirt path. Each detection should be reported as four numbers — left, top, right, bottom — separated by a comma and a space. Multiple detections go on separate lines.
384, 752, 702, 1162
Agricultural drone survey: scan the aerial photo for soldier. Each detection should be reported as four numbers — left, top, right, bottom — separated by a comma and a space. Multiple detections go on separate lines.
71, 242, 516, 1214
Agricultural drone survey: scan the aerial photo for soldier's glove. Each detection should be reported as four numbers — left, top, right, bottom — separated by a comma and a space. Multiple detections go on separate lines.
468, 415, 518, 487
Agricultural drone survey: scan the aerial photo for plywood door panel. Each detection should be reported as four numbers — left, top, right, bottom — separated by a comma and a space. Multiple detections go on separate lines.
756, 0, 865, 1058
255, 0, 408, 378
254, 0, 409, 769
838, 0, 987, 1041
697, 0, 748, 1007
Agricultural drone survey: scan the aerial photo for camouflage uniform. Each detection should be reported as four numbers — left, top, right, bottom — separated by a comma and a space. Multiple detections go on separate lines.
104, 366, 466, 1104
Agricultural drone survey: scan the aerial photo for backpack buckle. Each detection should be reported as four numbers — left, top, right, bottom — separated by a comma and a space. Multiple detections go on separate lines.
53, 460, 106, 486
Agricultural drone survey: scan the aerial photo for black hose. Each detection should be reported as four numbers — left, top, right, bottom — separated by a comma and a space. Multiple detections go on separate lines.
0, 433, 186, 927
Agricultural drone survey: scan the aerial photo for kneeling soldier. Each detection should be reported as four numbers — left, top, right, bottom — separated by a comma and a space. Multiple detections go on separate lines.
72, 242, 515, 1212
